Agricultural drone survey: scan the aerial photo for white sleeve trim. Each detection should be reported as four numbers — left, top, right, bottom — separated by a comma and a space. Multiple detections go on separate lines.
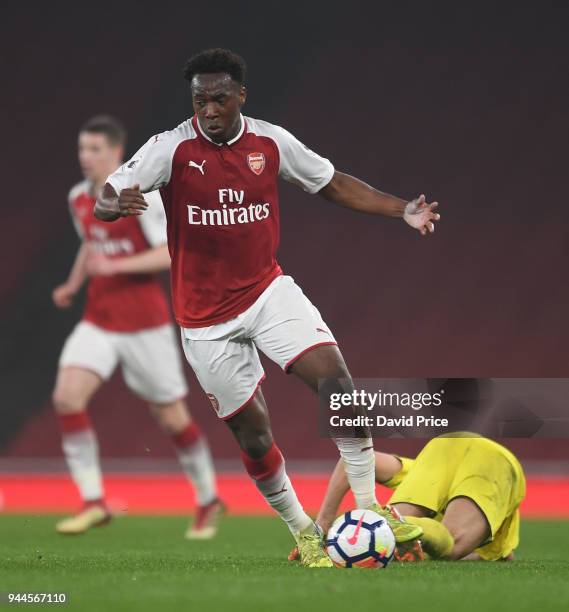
106, 120, 196, 195
138, 191, 168, 247
302, 159, 335, 194
67, 180, 90, 239
245, 117, 335, 194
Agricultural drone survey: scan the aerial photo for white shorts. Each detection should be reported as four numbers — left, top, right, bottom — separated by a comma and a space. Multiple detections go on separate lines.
180, 275, 337, 420
59, 321, 188, 404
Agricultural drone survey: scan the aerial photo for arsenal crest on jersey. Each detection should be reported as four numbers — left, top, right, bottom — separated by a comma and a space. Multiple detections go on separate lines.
247, 152, 265, 175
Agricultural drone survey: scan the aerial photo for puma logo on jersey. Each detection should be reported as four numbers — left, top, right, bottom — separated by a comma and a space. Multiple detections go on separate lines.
188, 160, 207, 175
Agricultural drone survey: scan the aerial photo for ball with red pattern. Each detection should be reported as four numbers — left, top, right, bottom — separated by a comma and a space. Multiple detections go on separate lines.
325, 509, 395, 568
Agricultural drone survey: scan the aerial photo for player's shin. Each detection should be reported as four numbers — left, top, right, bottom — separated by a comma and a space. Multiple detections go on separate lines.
319, 377, 378, 509
241, 443, 312, 535
58, 412, 104, 503
172, 421, 218, 506
333, 437, 378, 508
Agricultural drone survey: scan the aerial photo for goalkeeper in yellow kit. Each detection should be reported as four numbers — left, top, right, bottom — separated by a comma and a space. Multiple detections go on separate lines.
291, 432, 526, 561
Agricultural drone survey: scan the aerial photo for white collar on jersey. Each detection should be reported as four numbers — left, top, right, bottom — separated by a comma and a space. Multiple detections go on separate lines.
196, 113, 245, 146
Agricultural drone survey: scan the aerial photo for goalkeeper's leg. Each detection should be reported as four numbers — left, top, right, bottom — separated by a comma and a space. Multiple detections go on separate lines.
396, 498, 490, 560
441, 496, 491, 559
290, 346, 421, 543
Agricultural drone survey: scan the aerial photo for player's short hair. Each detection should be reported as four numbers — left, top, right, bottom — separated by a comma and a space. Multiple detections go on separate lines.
183, 48, 247, 86
80, 115, 127, 147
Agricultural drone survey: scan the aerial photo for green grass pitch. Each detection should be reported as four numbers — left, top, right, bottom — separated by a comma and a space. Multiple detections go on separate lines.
1, 515, 568, 611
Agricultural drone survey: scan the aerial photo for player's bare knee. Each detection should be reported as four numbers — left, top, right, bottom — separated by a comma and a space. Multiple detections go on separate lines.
151, 408, 177, 435
224, 392, 273, 457
291, 345, 352, 392
319, 372, 355, 405
326, 372, 354, 394
52, 368, 101, 414
224, 409, 273, 457
149, 400, 190, 434
52, 388, 84, 414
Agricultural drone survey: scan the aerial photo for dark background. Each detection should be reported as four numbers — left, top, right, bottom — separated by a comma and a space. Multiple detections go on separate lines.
1, 1, 568, 465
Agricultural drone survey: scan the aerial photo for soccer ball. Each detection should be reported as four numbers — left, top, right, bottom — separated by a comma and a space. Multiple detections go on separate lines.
325, 508, 396, 568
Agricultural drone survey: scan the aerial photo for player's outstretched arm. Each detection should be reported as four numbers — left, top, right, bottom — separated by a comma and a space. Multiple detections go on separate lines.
316, 459, 351, 534
94, 183, 148, 222
52, 242, 89, 308
319, 171, 440, 236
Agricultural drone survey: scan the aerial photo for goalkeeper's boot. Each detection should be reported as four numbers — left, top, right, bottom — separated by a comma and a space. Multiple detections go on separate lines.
295, 522, 333, 568
394, 539, 426, 562
368, 503, 423, 543
186, 498, 226, 540
56, 501, 111, 535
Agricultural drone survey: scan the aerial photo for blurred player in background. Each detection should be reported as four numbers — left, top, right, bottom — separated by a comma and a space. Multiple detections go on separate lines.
94, 49, 440, 567
52, 116, 223, 538
294, 432, 525, 561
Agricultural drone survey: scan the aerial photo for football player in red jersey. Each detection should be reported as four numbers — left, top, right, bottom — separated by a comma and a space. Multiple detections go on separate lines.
95, 50, 440, 567
53, 116, 223, 538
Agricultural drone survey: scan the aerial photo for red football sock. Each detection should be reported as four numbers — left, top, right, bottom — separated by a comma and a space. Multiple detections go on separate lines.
171, 421, 202, 449
57, 412, 92, 434
241, 443, 312, 534
171, 421, 217, 506
57, 412, 104, 503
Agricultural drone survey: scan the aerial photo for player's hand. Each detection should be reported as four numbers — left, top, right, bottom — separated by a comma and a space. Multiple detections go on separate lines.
403, 194, 440, 236
118, 184, 148, 217
85, 251, 118, 277
52, 284, 76, 308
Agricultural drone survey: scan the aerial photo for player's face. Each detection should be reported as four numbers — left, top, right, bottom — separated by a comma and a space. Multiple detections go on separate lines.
191, 73, 246, 144
78, 132, 123, 183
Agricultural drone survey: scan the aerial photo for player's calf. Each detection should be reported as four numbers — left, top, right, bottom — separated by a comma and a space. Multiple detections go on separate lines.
225, 390, 314, 537
442, 497, 491, 560
149, 400, 191, 435
52, 366, 102, 414
224, 396, 274, 459
150, 399, 222, 535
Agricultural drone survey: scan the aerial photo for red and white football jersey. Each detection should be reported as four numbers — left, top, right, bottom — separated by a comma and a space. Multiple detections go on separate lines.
106, 115, 334, 328
69, 180, 171, 332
